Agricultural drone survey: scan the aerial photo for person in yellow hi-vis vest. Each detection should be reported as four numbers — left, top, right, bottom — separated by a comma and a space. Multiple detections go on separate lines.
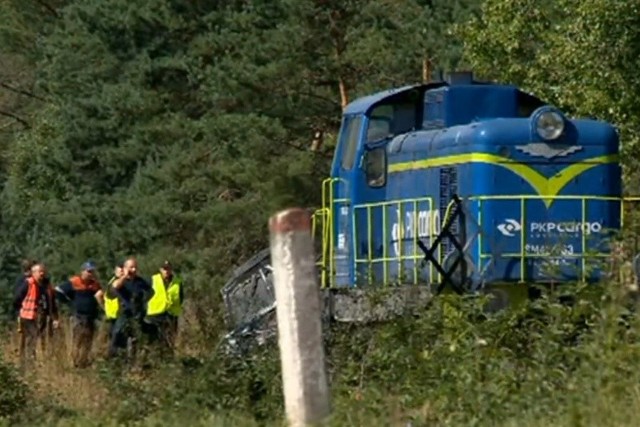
142, 260, 183, 352
100, 263, 122, 354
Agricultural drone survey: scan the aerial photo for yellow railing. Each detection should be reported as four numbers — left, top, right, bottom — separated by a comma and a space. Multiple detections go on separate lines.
311, 207, 330, 287
312, 177, 351, 288
313, 187, 640, 288
351, 197, 440, 286
470, 195, 622, 284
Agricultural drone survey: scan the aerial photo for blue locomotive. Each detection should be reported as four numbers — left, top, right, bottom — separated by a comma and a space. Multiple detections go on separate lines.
220, 71, 629, 348
314, 71, 622, 293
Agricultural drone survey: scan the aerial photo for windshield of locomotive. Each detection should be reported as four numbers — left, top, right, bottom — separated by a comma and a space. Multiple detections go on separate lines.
366, 101, 417, 145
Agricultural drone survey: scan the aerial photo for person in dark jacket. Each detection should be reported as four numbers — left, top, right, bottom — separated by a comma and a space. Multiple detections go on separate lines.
106, 257, 153, 360
14, 263, 59, 367
55, 261, 104, 368
14, 259, 36, 302
14, 258, 37, 351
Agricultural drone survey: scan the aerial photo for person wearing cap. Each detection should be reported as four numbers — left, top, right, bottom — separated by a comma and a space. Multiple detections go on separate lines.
106, 257, 153, 360
55, 261, 104, 368
144, 260, 184, 352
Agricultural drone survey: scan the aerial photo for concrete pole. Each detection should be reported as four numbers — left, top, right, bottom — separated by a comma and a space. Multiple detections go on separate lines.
269, 208, 331, 427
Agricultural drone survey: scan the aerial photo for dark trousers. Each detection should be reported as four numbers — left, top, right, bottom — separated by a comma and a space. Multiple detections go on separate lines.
142, 314, 175, 355
108, 315, 128, 358
107, 318, 116, 336
71, 315, 96, 368
167, 315, 178, 348
100, 318, 116, 353
19, 318, 39, 365
19, 317, 52, 368
108, 315, 141, 360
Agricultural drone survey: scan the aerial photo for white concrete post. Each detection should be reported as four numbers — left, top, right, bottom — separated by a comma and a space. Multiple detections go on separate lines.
269, 208, 331, 427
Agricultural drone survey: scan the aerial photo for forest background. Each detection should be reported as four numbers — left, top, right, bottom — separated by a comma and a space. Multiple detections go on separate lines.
2, 0, 640, 426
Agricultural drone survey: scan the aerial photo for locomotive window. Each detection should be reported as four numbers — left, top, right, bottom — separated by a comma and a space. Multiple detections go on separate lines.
341, 115, 363, 170
367, 102, 416, 143
367, 117, 391, 143
364, 146, 386, 188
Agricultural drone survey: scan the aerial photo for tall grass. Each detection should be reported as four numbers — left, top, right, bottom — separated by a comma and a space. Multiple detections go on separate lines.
2, 256, 640, 426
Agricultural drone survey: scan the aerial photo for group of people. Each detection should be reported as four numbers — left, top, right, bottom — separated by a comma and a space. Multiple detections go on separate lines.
13, 256, 184, 368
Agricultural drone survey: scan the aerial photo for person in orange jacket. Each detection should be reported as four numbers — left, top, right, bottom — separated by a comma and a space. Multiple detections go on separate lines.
14, 258, 37, 351
13, 263, 59, 367
55, 261, 104, 368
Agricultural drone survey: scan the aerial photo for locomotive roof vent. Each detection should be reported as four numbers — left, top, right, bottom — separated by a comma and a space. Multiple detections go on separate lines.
445, 71, 474, 86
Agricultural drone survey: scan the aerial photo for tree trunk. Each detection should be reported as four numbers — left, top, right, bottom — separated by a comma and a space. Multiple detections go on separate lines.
329, 8, 349, 109
338, 77, 348, 109
422, 56, 432, 83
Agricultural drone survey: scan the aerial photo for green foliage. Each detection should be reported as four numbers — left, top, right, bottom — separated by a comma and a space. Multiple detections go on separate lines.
12, 282, 638, 427
0, 0, 65, 55
456, 0, 640, 188
0, 0, 478, 317
158, 287, 640, 427
0, 352, 27, 422
5, 0, 640, 426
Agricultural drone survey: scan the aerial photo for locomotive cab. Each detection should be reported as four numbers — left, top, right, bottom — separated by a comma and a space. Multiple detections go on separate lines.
330, 72, 561, 193
321, 72, 621, 290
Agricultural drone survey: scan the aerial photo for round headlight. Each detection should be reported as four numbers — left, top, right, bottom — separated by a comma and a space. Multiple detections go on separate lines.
535, 111, 565, 140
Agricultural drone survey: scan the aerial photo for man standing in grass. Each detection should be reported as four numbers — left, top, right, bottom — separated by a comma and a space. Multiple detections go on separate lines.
14, 263, 59, 368
106, 257, 154, 361
144, 260, 184, 354
55, 261, 104, 368
14, 258, 37, 353
98, 262, 122, 356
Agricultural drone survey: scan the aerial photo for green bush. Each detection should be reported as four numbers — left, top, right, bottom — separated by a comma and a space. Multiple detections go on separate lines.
0, 352, 27, 423
5, 279, 640, 427
51, 281, 629, 427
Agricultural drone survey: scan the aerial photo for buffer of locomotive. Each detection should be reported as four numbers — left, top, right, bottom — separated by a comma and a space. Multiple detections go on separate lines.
220, 70, 637, 353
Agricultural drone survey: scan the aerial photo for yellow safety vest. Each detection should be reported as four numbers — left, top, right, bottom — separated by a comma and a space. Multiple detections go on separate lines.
147, 273, 183, 317
104, 276, 119, 320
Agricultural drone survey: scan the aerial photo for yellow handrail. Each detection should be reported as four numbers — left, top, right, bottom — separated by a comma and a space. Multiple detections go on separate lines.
314, 188, 640, 288
351, 197, 437, 286
470, 195, 634, 283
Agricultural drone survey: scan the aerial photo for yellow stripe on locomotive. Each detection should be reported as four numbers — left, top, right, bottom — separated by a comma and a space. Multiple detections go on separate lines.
389, 153, 618, 208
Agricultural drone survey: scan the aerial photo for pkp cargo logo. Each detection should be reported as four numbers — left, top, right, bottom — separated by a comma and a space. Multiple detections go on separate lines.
497, 219, 522, 237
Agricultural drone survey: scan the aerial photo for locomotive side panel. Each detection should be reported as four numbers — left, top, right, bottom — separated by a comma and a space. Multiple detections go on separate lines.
469, 117, 621, 285
472, 162, 621, 284
353, 161, 443, 286
383, 118, 620, 287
